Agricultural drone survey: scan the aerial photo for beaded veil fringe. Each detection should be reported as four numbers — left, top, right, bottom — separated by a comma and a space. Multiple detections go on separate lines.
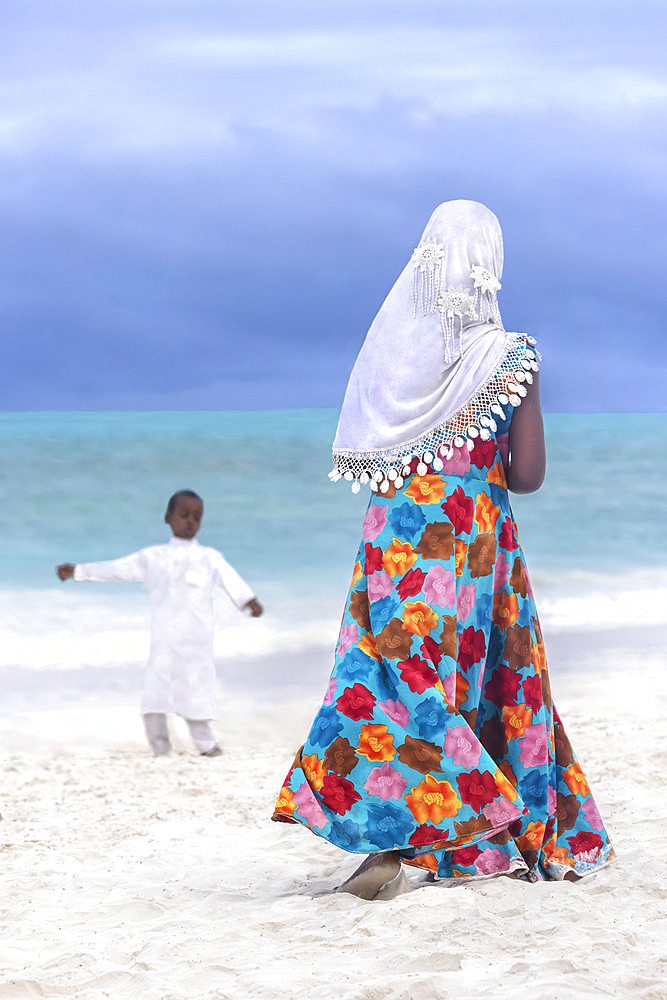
330, 332, 540, 494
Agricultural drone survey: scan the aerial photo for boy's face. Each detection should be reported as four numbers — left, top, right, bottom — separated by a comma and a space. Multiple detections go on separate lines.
165, 497, 203, 539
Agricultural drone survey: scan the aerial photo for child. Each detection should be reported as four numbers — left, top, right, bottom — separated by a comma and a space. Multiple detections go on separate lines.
57, 489, 263, 757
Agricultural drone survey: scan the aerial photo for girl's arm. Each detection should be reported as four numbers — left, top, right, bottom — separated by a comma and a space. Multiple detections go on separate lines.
506, 371, 546, 494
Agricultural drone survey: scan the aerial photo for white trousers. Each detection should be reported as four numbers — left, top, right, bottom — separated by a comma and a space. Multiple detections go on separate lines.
142, 713, 217, 755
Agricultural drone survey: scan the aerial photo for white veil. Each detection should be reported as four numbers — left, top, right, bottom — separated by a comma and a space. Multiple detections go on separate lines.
331, 200, 538, 492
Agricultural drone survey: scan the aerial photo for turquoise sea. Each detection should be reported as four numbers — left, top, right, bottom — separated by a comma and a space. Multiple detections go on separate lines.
2, 410, 666, 683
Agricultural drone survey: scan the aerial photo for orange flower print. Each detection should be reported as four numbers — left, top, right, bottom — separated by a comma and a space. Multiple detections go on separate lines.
455, 539, 468, 577
405, 775, 462, 824
531, 641, 547, 675
492, 590, 520, 631
502, 704, 533, 739
486, 461, 507, 487
358, 632, 382, 660
519, 820, 546, 852
474, 492, 501, 533
548, 844, 576, 869
401, 601, 439, 637
350, 560, 362, 589
499, 760, 517, 788
493, 766, 519, 802
357, 723, 396, 762
563, 762, 591, 798
403, 474, 448, 505
274, 785, 296, 817
382, 538, 418, 578
301, 754, 327, 791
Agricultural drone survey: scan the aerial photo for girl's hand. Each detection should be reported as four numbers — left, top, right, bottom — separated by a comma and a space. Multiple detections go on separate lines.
56, 563, 75, 581
246, 598, 264, 617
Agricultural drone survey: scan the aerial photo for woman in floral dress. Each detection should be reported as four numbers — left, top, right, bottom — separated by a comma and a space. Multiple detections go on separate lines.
272, 200, 614, 897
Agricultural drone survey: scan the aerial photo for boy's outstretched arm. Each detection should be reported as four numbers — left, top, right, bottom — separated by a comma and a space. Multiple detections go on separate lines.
245, 598, 263, 617
57, 563, 75, 580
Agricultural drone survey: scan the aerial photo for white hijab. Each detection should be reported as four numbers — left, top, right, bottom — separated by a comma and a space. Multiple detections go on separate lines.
331, 200, 538, 492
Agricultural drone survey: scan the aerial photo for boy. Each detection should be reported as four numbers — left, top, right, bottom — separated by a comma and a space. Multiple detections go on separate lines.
57, 490, 262, 756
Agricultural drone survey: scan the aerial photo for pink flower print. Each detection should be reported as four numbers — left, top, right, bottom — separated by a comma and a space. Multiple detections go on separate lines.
323, 677, 338, 705
362, 504, 388, 544
363, 763, 407, 801
582, 796, 604, 832
367, 570, 394, 603
337, 622, 358, 656
548, 785, 557, 814
518, 724, 549, 767
442, 442, 471, 476
423, 564, 455, 609
444, 724, 481, 768
494, 551, 511, 590
293, 782, 328, 829
483, 796, 521, 827
475, 848, 511, 875
379, 698, 410, 729
441, 668, 456, 705
456, 583, 477, 623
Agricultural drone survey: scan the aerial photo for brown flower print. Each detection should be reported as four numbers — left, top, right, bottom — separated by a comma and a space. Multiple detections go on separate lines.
467, 532, 497, 578
414, 522, 455, 560
503, 624, 532, 670
396, 735, 444, 774
324, 736, 359, 776
438, 615, 457, 659
554, 716, 574, 766
453, 815, 490, 842
348, 588, 371, 632
556, 791, 581, 832
376, 617, 414, 661
479, 713, 509, 761
510, 556, 528, 597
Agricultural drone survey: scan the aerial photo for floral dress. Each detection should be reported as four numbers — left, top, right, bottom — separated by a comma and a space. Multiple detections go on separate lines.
272, 413, 614, 881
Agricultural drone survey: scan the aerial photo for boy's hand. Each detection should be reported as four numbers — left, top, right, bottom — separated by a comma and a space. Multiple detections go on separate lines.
246, 598, 263, 617
56, 564, 75, 581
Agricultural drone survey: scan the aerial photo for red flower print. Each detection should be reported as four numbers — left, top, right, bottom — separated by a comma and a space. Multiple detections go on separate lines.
421, 634, 442, 666
457, 769, 499, 810
336, 683, 376, 721
408, 823, 451, 848
458, 627, 486, 670
397, 567, 427, 600
484, 664, 521, 704
320, 774, 361, 815
470, 438, 497, 469
442, 486, 473, 535
522, 674, 543, 714
498, 517, 515, 551
567, 831, 603, 857
398, 655, 439, 693
364, 543, 384, 575
451, 844, 482, 865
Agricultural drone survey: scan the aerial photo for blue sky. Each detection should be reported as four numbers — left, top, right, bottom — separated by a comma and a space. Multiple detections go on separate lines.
2, 0, 665, 411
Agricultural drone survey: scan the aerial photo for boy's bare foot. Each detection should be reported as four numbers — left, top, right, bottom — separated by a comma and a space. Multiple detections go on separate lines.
335, 852, 401, 899
201, 745, 223, 757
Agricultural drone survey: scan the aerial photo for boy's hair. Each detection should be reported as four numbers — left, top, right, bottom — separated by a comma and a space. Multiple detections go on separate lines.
166, 490, 203, 515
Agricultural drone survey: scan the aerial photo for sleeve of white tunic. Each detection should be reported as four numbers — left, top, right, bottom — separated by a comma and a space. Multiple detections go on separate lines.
210, 550, 255, 610
73, 551, 147, 583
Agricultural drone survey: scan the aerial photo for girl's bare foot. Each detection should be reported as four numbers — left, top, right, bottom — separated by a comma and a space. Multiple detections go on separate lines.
335, 852, 401, 900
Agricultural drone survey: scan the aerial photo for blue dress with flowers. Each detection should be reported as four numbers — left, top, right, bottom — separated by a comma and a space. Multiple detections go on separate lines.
272, 409, 614, 881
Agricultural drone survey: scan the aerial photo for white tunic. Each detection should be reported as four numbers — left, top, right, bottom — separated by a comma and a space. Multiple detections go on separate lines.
74, 537, 256, 719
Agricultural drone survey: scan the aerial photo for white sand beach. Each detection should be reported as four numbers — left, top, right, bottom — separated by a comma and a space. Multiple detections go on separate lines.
1, 630, 666, 1000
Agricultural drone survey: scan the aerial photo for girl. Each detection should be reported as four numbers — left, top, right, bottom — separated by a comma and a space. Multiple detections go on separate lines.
272, 200, 614, 897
